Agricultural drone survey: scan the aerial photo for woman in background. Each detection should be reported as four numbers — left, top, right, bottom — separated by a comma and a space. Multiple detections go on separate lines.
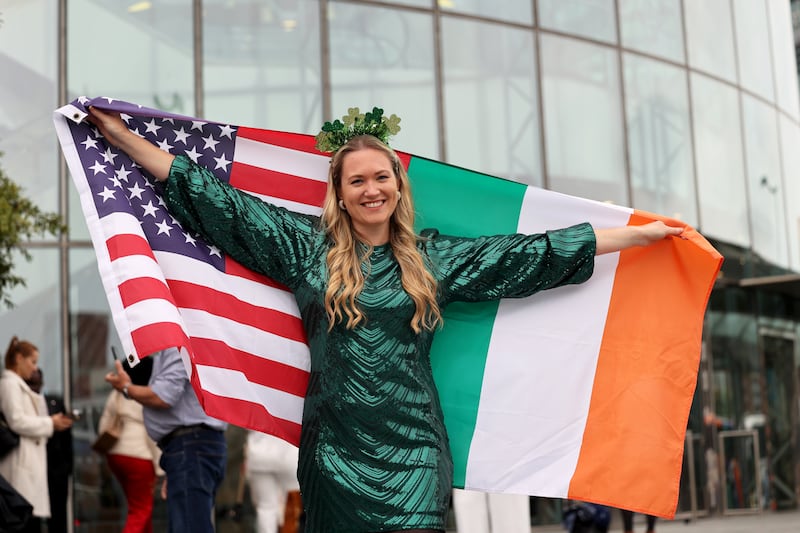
0, 337, 73, 533
99, 356, 162, 533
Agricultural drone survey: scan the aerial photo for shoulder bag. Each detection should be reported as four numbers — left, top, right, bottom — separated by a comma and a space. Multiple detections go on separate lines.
91, 392, 123, 454
0, 411, 20, 459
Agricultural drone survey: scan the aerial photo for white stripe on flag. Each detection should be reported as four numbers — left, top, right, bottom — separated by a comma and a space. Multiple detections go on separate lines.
154, 251, 301, 318
195, 364, 305, 424
245, 193, 323, 217
179, 309, 311, 370
124, 298, 187, 333
235, 137, 330, 182
464, 187, 632, 495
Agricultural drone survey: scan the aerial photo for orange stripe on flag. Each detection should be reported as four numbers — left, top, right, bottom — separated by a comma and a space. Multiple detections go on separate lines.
568, 212, 722, 518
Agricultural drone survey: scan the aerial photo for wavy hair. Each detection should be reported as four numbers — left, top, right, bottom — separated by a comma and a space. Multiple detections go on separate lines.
4, 336, 38, 370
321, 135, 441, 333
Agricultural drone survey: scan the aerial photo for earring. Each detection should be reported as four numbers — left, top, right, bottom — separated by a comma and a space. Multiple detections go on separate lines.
338, 199, 346, 210
397, 191, 402, 200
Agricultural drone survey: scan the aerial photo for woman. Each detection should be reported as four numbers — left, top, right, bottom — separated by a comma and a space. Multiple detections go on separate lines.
99, 357, 161, 533
87, 106, 682, 533
0, 337, 73, 533
245, 430, 300, 533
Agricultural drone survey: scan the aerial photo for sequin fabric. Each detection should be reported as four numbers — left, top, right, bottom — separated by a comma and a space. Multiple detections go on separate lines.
165, 155, 597, 532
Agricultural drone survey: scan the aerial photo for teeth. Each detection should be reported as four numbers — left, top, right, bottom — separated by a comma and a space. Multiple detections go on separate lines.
364, 201, 383, 208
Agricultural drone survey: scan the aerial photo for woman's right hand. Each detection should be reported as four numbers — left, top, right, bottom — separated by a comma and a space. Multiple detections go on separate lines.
51, 413, 73, 431
85, 106, 175, 182
87, 107, 131, 149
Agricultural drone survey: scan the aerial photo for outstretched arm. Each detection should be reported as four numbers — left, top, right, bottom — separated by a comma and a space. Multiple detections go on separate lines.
87, 106, 175, 182
594, 221, 683, 255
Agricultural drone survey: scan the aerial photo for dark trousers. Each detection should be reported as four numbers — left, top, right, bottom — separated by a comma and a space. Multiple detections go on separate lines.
620, 509, 656, 531
159, 426, 226, 533
47, 473, 70, 533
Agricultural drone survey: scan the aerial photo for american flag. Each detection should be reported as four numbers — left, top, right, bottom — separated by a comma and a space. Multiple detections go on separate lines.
53, 96, 346, 443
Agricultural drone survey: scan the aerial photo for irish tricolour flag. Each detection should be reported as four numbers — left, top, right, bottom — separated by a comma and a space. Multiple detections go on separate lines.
56, 97, 722, 519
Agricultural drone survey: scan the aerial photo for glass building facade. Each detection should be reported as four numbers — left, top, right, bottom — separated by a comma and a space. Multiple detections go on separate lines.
1, 0, 800, 530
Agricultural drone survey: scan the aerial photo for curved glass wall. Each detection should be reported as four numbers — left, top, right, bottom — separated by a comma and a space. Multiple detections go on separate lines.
1, 0, 800, 528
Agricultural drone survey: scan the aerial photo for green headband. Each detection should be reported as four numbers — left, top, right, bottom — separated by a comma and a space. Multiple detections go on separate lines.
315, 107, 401, 153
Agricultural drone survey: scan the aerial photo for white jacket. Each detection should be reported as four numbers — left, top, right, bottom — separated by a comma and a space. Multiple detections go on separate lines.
0, 369, 55, 517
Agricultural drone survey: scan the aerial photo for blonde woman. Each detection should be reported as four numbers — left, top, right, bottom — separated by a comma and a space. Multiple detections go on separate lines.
0, 337, 73, 533
87, 106, 682, 533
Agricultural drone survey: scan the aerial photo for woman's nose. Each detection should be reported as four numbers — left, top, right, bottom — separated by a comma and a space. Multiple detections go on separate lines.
364, 180, 379, 195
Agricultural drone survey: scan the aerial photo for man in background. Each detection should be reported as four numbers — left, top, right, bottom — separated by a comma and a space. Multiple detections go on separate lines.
106, 347, 227, 533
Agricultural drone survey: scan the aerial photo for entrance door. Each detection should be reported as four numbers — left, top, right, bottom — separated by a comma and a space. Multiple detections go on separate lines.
762, 332, 798, 510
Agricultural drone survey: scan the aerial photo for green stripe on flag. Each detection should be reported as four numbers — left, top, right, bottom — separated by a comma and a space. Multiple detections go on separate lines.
407, 156, 528, 486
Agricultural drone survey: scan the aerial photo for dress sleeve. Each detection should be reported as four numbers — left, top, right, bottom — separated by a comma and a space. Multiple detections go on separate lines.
163, 155, 321, 289
426, 222, 597, 305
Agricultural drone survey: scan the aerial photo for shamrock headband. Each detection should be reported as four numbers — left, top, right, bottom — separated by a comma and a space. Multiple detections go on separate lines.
315, 107, 401, 153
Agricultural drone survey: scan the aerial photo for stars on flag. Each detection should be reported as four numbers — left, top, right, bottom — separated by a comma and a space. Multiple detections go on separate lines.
70, 99, 240, 271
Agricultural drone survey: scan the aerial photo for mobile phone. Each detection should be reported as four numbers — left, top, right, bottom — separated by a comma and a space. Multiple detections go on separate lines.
68, 408, 83, 421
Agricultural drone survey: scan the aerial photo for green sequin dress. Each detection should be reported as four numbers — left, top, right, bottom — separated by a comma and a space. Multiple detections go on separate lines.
165, 155, 596, 533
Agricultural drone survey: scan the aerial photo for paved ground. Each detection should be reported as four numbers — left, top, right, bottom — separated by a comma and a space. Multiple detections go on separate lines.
530, 508, 800, 533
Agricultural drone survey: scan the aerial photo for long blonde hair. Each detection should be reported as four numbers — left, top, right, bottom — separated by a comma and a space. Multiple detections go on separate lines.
321, 135, 441, 333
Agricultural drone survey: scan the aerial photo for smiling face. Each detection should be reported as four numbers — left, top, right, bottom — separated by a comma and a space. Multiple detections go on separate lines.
338, 147, 400, 245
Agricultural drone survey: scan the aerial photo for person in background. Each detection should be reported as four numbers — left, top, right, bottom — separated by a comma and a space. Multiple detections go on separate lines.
245, 430, 301, 533
452, 489, 530, 533
99, 356, 162, 533
25, 368, 74, 533
0, 337, 73, 533
619, 509, 655, 533
105, 347, 227, 533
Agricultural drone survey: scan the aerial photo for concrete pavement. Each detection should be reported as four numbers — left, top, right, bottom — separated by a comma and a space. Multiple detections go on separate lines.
531, 508, 800, 533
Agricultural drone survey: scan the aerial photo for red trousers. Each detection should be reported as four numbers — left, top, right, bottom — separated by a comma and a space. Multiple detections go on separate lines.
107, 454, 157, 533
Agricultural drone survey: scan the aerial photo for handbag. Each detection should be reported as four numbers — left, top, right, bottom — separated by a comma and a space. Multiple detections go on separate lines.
0, 412, 20, 459
91, 392, 123, 454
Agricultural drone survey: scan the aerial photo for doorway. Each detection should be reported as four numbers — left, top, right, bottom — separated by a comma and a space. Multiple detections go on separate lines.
761, 332, 798, 510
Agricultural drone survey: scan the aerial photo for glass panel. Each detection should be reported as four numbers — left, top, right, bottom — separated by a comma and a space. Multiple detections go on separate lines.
441, 17, 542, 186
377, 0, 431, 7
691, 73, 749, 248
618, 0, 685, 63
719, 430, 761, 512
203, 0, 322, 134
684, 0, 737, 83
779, 115, 800, 272
623, 53, 696, 224
537, 0, 616, 44
0, 0, 59, 235
67, 0, 194, 114
68, 248, 168, 528
732, 0, 775, 102
67, 0, 194, 241
69, 181, 91, 241
540, 35, 627, 204
768, 0, 800, 119
439, 0, 533, 25
741, 94, 787, 267
328, 2, 438, 159
0, 249, 62, 391
762, 334, 797, 510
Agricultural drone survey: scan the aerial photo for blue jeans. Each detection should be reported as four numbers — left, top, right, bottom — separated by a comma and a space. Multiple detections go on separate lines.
159, 426, 227, 533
